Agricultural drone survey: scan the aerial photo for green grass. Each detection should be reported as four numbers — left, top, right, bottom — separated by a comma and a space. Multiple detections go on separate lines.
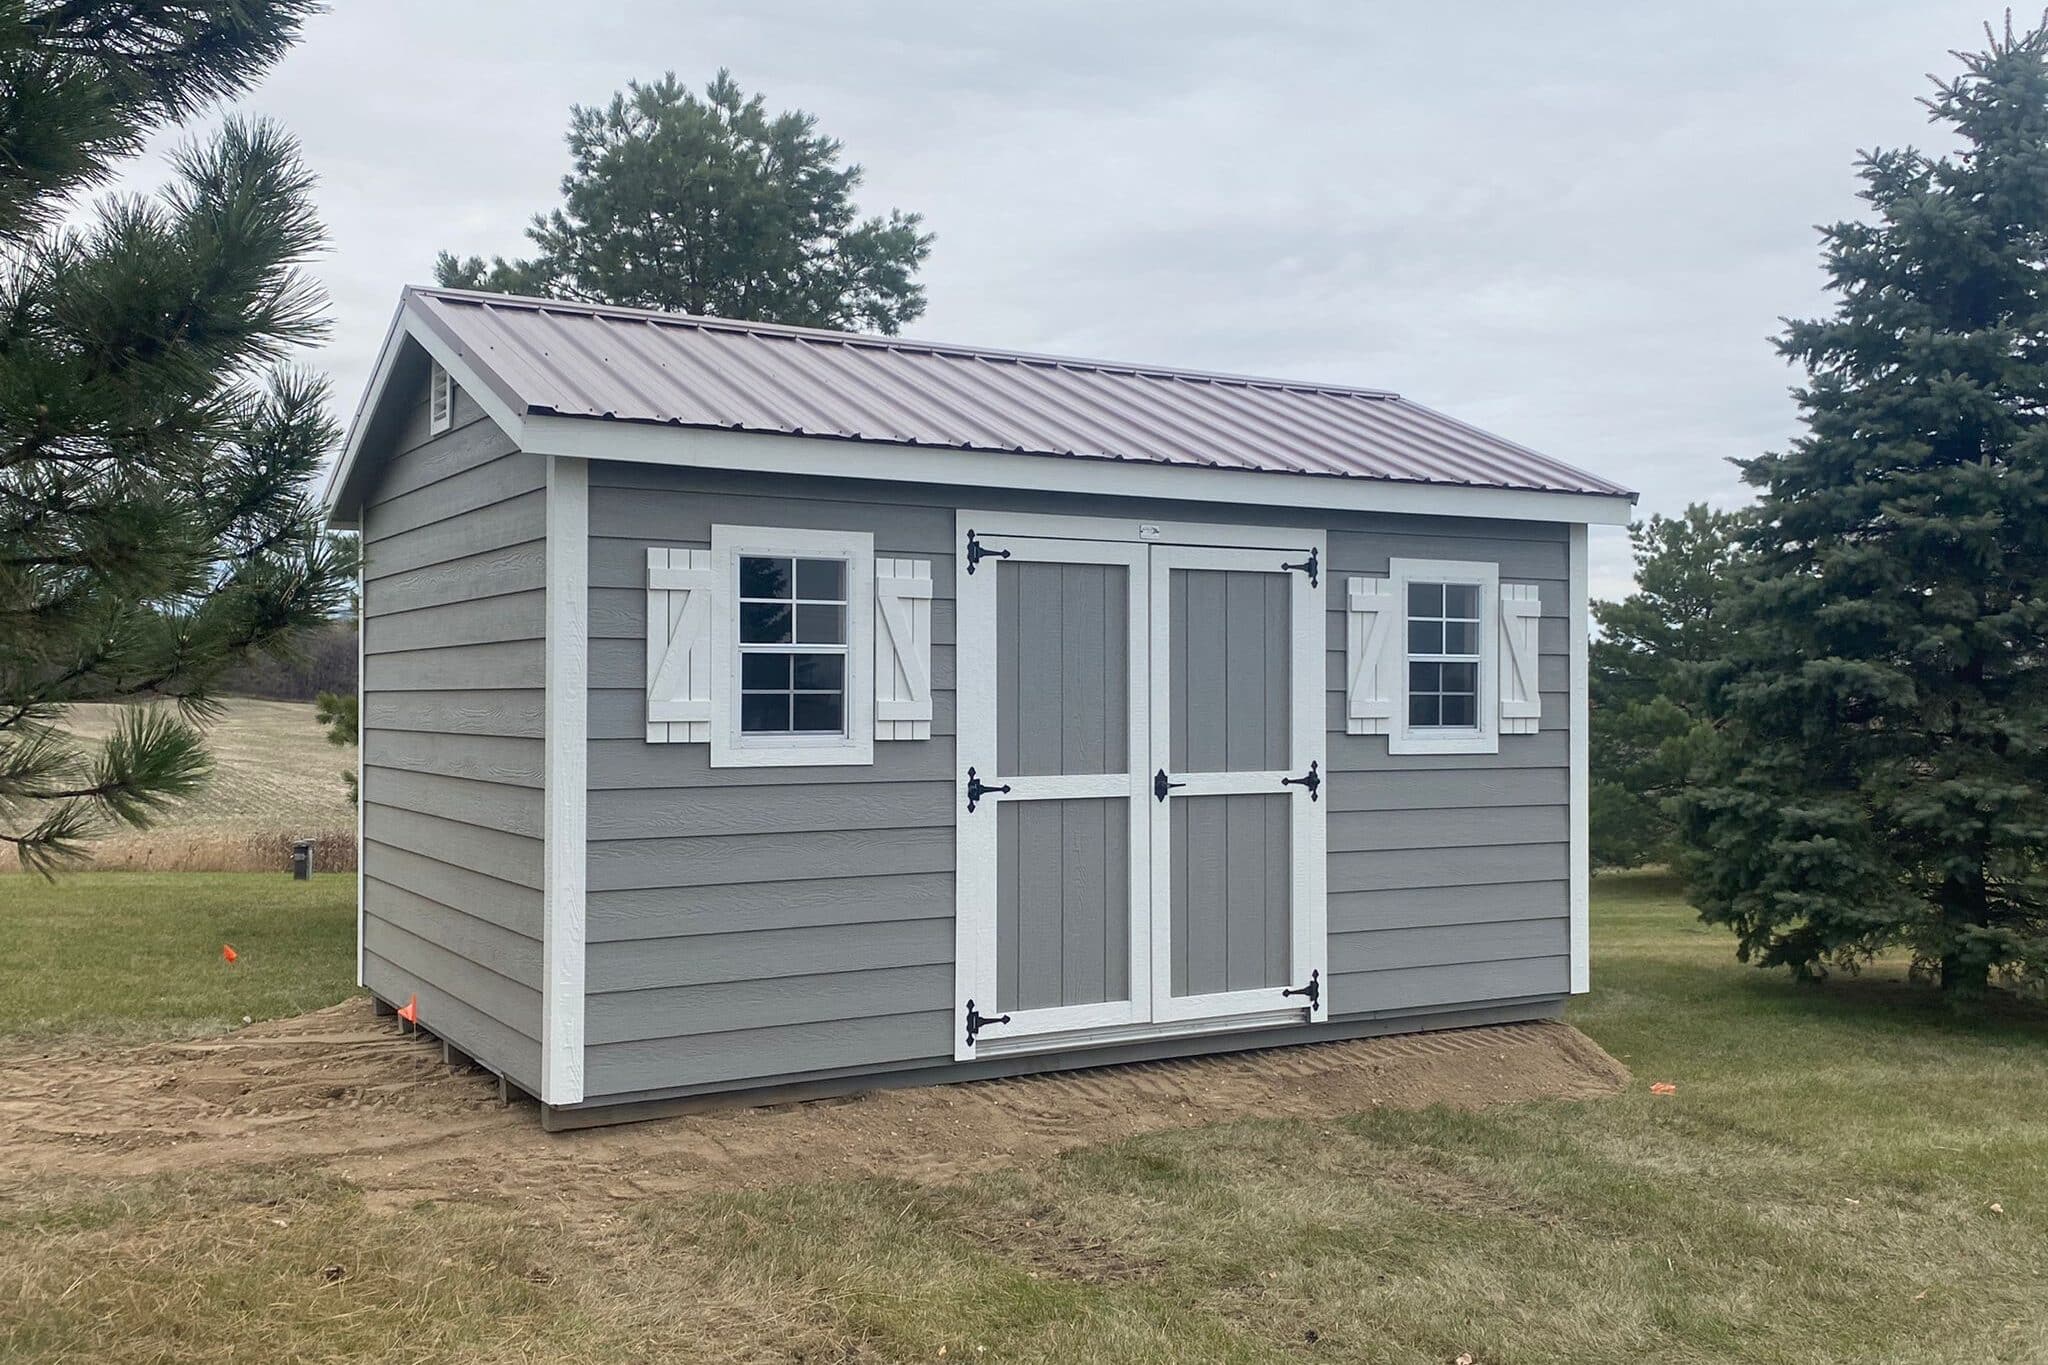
3, 873, 2045, 1362
0, 871, 357, 1039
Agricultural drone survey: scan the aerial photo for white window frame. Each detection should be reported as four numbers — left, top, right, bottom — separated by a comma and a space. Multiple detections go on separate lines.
709, 524, 874, 768
1387, 556, 1499, 755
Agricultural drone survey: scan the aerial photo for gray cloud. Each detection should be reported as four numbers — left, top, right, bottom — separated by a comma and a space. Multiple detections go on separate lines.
103, 0, 2003, 593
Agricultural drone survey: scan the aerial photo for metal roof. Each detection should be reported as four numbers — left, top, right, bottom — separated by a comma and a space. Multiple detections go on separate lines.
403, 286, 1633, 499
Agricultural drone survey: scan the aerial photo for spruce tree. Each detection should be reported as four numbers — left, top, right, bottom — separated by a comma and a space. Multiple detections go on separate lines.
1674, 17, 2048, 998
1590, 505, 1742, 867
0, 2, 351, 871
437, 70, 933, 332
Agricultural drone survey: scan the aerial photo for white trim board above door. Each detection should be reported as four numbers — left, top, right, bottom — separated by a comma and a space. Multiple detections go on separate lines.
952, 511, 1329, 1061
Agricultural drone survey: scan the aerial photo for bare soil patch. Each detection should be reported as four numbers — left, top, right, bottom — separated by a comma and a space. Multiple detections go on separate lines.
0, 999, 1627, 1219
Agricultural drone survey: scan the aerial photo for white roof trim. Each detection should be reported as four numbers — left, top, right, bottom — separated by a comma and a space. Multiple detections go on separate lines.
325, 296, 1635, 529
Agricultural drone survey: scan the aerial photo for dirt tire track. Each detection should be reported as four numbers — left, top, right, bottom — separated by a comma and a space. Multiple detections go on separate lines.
0, 999, 1629, 1215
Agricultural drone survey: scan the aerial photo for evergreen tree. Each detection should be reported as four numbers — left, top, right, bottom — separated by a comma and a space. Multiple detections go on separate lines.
0, 2, 351, 871
1674, 17, 2048, 998
1590, 505, 1743, 867
437, 70, 933, 333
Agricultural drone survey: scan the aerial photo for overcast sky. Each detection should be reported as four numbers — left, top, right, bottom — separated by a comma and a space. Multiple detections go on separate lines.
112, 1, 2008, 594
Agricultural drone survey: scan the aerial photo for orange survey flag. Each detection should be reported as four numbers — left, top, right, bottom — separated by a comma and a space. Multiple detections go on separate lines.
221, 944, 238, 963
396, 993, 418, 1024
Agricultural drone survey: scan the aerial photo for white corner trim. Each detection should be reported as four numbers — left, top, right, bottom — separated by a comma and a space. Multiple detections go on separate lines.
541, 455, 589, 1105
708, 523, 875, 768
1569, 523, 1591, 995
354, 549, 365, 989
1385, 556, 1501, 756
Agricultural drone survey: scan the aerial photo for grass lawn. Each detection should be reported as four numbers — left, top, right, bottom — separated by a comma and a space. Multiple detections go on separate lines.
0, 871, 356, 1040
3, 873, 2045, 1362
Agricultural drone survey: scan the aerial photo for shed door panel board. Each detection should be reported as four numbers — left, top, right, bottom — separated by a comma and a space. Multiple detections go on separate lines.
358, 370, 544, 1094
957, 532, 1151, 1050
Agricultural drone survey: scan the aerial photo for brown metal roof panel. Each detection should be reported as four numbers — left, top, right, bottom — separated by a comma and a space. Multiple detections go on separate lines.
406, 287, 1634, 499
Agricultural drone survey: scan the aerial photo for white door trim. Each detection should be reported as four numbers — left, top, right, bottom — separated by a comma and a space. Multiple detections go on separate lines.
1145, 540, 1329, 1027
953, 525, 1152, 1060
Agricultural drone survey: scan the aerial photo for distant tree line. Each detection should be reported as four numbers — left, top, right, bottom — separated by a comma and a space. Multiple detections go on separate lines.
216, 617, 357, 702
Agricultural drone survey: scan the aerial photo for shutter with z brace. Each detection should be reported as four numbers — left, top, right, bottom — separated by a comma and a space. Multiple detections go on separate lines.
646, 547, 716, 743
874, 558, 933, 740
1498, 582, 1542, 735
1345, 576, 1399, 735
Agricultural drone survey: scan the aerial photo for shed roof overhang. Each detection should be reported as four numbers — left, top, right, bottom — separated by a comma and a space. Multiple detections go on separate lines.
323, 289, 1638, 530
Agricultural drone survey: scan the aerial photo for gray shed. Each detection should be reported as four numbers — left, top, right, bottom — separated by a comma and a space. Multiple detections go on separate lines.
324, 287, 1635, 1128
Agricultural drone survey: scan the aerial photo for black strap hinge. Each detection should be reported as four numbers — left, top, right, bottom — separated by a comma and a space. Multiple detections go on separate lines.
1281, 545, 1319, 587
964, 999, 1010, 1047
966, 767, 1010, 813
1282, 968, 1322, 1013
1280, 760, 1321, 801
966, 529, 1010, 574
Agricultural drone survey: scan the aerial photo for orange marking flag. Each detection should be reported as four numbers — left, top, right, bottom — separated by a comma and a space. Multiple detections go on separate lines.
221, 944, 238, 963
1650, 1082, 1677, 1096
396, 993, 418, 1024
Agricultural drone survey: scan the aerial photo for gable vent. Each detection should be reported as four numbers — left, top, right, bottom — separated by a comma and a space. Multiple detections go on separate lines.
429, 361, 454, 435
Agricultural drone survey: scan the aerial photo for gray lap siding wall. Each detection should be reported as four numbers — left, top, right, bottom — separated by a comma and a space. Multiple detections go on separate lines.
359, 384, 547, 1094
581, 462, 1570, 1104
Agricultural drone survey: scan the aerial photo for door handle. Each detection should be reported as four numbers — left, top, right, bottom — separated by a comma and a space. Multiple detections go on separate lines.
1153, 768, 1187, 802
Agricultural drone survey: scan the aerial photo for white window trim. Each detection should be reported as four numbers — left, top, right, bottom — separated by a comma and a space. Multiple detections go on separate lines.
1387, 556, 1500, 756
708, 524, 874, 768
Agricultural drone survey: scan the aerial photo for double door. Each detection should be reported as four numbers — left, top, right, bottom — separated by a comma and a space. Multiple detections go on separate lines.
953, 514, 1327, 1059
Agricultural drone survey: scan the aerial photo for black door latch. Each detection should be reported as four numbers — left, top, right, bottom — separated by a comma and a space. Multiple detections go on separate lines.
1153, 768, 1187, 802
1282, 969, 1322, 1013
1281, 545, 1320, 587
966, 767, 1010, 813
1280, 760, 1321, 801
965, 529, 1010, 574
964, 999, 1010, 1047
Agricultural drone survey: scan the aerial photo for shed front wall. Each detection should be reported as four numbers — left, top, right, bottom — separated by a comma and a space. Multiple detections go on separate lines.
578, 462, 1571, 1108
359, 378, 547, 1095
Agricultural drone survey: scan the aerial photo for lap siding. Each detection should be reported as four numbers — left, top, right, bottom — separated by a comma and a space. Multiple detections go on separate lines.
359, 380, 546, 1092
578, 464, 1575, 1102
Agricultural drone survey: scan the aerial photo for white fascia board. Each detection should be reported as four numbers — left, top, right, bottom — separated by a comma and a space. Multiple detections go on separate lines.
519, 417, 1637, 528
322, 302, 529, 529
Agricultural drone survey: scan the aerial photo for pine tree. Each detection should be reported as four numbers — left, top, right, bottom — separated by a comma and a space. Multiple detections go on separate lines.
436, 70, 933, 333
1590, 505, 1742, 867
1674, 16, 2048, 998
0, 2, 351, 871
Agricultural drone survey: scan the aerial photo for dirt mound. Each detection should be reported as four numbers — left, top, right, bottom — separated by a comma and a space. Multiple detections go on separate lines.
0, 1000, 1628, 1218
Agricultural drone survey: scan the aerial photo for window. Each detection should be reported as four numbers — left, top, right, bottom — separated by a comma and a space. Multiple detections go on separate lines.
709, 525, 873, 767
738, 555, 848, 735
1387, 557, 1498, 755
1407, 581, 1481, 729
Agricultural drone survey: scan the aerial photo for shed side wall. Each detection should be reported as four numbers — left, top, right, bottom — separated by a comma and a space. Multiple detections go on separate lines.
582, 465, 1569, 1102
360, 379, 546, 1093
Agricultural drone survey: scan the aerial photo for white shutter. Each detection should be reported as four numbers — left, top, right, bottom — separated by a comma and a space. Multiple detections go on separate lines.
874, 557, 933, 741
1499, 582, 1542, 735
1345, 576, 1400, 735
646, 547, 716, 743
